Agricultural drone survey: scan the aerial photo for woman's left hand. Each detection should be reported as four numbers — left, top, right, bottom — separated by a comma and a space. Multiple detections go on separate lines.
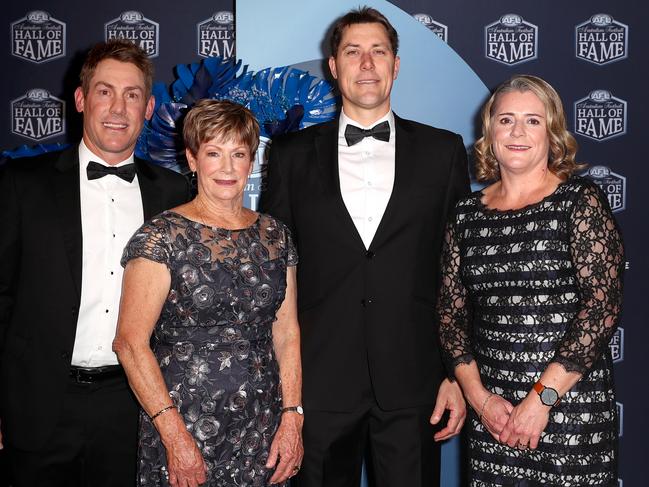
498, 394, 551, 450
266, 412, 304, 484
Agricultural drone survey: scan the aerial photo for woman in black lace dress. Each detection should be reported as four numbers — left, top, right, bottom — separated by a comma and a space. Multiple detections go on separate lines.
438, 75, 623, 486
114, 100, 303, 487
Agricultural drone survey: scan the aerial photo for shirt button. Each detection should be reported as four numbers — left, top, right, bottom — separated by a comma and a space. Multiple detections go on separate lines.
368, 217, 373, 222
366, 251, 375, 259
105, 309, 109, 313
367, 181, 372, 187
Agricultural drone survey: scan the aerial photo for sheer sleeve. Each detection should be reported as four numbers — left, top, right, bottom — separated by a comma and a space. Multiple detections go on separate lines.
552, 182, 624, 374
121, 216, 173, 269
283, 223, 298, 267
437, 211, 474, 379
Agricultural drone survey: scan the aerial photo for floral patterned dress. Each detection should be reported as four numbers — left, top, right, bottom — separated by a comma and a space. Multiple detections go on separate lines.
438, 177, 623, 486
121, 211, 297, 487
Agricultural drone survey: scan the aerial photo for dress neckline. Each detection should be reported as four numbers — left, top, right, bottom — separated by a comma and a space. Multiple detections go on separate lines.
477, 177, 573, 215
167, 210, 260, 232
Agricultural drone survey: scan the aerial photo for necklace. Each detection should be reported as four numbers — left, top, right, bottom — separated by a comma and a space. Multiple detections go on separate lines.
192, 197, 254, 232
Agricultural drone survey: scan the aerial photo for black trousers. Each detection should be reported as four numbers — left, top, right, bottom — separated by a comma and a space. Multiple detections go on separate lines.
295, 375, 441, 487
7, 373, 139, 487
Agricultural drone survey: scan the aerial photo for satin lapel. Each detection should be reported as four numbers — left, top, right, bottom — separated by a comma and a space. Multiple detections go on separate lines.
53, 147, 82, 300
135, 159, 162, 220
314, 121, 366, 250
368, 114, 418, 250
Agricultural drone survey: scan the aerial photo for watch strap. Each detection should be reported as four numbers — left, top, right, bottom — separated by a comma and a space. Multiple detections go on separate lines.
281, 405, 303, 415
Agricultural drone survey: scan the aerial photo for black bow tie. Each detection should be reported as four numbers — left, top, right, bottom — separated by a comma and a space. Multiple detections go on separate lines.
86, 161, 136, 183
344, 121, 391, 146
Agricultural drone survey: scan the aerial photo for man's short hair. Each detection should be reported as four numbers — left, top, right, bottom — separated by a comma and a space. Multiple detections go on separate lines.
329, 6, 399, 57
79, 40, 154, 98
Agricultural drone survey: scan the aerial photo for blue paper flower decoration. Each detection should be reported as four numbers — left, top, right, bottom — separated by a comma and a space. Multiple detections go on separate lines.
136, 56, 338, 172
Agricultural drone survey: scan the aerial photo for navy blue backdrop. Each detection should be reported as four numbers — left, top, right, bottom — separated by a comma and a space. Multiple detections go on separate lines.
1, 1, 646, 486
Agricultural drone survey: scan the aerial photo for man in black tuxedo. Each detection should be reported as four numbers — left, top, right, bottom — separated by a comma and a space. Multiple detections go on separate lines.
0, 40, 189, 486
261, 7, 469, 487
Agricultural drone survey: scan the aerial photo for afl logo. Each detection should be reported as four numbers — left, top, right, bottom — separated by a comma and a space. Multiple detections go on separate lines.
197, 11, 235, 58
11, 10, 66, 63
11, 88, 65, 141
485, 14, 538, 65
584, 166, 626, 213
576, 14, 628, 65
574, 90, 626, 141
105, 11, 159, 57
413, 13, 448, 43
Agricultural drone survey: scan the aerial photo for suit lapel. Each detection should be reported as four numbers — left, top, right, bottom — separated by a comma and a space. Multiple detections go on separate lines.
135, 158, 162, 220
369, 114, 418, 250
53, 147, 82, 300
314, 121, 366, 250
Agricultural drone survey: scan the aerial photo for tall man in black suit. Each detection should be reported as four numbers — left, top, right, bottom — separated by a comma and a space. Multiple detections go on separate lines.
261, 8, 469, 487
0, 40, 189, 486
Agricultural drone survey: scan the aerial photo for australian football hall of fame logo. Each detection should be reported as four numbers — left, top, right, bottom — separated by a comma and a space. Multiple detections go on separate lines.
574, 90, 626, 142
576, 14, 628, 66
485, 14, 537, 65
105, 11, 159, 57
413, 14, 447, 43
584, 166, 626, 213
11, 10, 66, 63
197, 11, 235, 58
244, 137, 270, 210
11, 88, 65, 141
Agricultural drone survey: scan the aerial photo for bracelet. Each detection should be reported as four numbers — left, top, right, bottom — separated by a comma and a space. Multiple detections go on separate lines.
150, 405, 175, 421
478, 393, 493, 422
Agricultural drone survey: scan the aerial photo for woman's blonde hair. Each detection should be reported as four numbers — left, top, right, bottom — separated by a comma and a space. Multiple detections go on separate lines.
474, 75, 582, 182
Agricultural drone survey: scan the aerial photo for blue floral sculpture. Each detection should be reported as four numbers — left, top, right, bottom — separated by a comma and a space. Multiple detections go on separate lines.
137, 56, 337, 172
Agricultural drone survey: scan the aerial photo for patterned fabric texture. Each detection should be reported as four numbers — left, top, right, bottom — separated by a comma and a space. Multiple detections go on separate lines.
438, 177, 623, 486
122, 211, 297, 487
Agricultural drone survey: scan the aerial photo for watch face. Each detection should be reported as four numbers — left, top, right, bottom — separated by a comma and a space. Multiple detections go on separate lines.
540, 387, 559, 406
296, 406, 304, 415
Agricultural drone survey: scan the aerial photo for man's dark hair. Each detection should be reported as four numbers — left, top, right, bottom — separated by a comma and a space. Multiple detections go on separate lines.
79, 40, 154, 97
329, 6, 399, 56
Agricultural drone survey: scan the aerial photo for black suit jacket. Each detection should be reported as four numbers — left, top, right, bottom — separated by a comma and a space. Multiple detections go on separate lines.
0, 146, 190, 450
260, 114, 470, 412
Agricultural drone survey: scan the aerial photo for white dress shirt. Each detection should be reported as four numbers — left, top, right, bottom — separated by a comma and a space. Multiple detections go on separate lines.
72, 141, 144, 367
338, 110, 396, 249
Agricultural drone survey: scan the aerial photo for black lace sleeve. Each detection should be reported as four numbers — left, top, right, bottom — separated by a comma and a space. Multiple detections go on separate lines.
552, 183, 624, 374
121, 216, 173, 270
437, 212, 474, 379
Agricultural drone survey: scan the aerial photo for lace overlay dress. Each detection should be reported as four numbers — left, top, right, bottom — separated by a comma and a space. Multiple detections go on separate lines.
438, 177, 623, 486
121, 211, 297, 487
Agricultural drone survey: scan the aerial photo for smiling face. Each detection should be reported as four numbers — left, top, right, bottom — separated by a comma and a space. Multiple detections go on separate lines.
75, 59, 154, 165
187, 137, 253, 205
490, 90, 550, 176
328, 22, 400, 124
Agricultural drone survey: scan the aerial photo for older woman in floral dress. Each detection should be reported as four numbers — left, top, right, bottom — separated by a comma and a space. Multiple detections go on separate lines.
114, 100, 303, 487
